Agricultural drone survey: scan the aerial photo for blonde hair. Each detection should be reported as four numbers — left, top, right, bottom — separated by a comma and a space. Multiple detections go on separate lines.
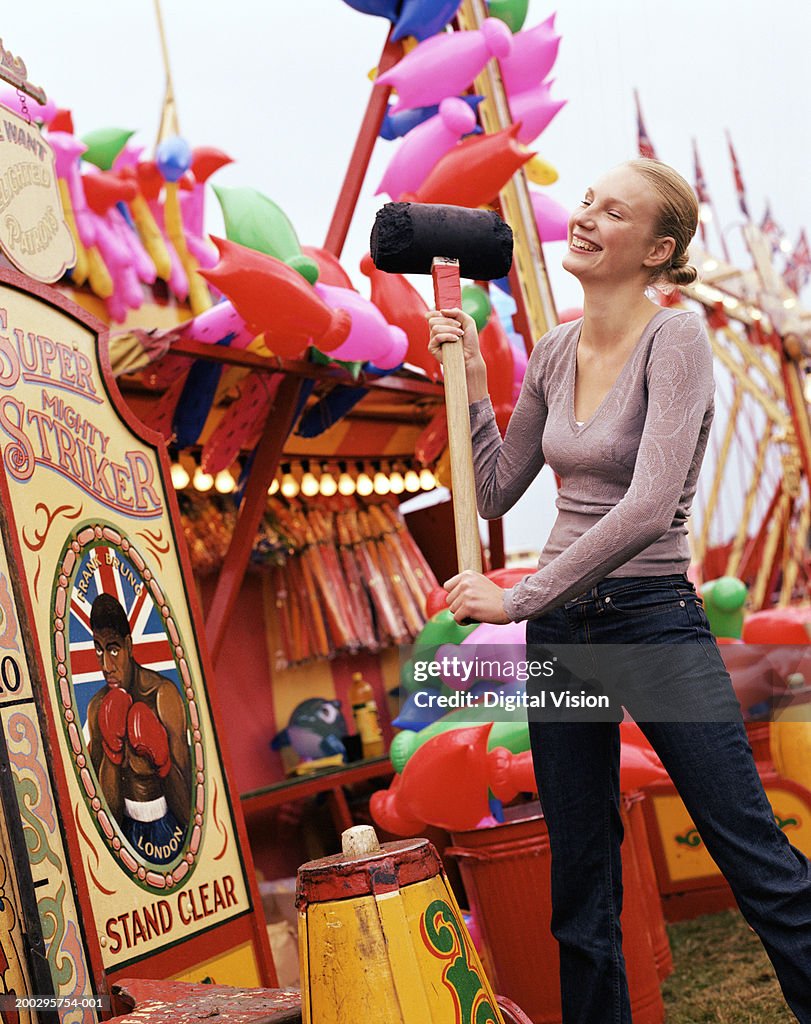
626, 158, 699, 287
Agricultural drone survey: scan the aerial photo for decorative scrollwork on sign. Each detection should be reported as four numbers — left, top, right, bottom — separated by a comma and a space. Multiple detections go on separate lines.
23, 502, 83, 553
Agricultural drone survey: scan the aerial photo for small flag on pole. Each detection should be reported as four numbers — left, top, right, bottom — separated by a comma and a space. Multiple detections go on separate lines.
634, 90, 658, 160
784, 229, 811, 294
726, 131, 750, 219
760, 203, 783, 256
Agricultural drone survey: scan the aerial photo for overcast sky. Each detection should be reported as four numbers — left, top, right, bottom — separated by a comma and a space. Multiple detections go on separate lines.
3, 0, 809, 555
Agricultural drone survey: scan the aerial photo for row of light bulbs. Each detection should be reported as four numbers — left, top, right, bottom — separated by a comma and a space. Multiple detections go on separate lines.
169, 459, 437, 498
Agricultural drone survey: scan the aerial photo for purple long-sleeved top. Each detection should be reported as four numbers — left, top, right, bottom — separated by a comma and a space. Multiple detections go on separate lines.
469, 308, 715, 622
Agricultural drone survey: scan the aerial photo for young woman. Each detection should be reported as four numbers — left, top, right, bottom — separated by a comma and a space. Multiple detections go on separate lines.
426, 158, 811, 1023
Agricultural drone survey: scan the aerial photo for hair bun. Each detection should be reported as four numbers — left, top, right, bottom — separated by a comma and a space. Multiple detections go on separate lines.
667, 263, 698, 287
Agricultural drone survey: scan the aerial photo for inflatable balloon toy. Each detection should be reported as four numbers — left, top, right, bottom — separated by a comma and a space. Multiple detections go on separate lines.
425, 585, 450, 618
486, 0, 530, 33
508, 80, 567, 145
112, 143, 173, 281
499, 14, 560, 96
360, 254, 437, 377
47, 132, 112, 296
461, 283, 492, 331
214, 185, 319, 283
0, 84, 55, 125
526, 154, 559, 186
414, 409, 448, 465
478, 310, 516, 433
380, 95, 483, 140
391, 0, 462, 41
200, 238, 350, 356
156, 135, 212, 314
407, 123, 533, 208
530, 188, 570, 242
700, 576, 747, 638
376, 17, 512, 113
742, 606, 811, 645
303, 246, 356, 289
178, 146, 233, 268
271, 698, 348, 761
341, 0, 400, 20
79, 126, 135, 171
314, 282, 408, 369
376, 96, 478, 200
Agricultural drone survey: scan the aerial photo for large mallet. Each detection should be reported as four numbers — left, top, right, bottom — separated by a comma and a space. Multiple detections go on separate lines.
370, 202, 513, 574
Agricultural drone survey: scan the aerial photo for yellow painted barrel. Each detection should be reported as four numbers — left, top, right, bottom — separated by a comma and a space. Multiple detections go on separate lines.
296, 829, 507, 1024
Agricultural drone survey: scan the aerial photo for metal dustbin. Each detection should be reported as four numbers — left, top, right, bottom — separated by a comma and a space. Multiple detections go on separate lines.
447, 804, 664, 1024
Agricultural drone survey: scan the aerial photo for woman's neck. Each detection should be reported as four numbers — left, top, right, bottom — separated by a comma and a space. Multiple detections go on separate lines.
580, 282, 661, 349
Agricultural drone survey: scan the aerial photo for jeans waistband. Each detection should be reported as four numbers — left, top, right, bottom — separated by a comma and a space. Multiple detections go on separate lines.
564, 573, 691, 608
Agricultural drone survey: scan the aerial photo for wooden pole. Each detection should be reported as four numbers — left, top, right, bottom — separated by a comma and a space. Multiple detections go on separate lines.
696, 382, 742, 562
749, 490, 789, 610
725, 420, 773, 578
432, 259, 482, 573
205, 375, 303, 660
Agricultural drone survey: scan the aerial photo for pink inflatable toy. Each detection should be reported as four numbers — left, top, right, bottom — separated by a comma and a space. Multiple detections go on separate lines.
180, 300, 255, 348
376, 17, 512, 112
376, 97, 478, 199
0, 84, 56, 123
530, 189, 570, 242
508, 80, 567, 145
499, 14, 561, 96
315, 282, 408, 369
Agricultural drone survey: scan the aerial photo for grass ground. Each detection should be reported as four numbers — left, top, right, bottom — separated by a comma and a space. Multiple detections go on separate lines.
662, 910, 795, 1023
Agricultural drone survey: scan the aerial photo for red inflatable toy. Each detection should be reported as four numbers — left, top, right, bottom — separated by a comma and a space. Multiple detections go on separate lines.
200, 237, 351, 357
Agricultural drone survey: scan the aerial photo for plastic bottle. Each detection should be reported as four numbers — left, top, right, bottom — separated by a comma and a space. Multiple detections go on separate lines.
349, 672, 385, 758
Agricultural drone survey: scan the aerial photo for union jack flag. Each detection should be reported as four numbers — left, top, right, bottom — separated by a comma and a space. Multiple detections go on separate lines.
760, 203, 783, 256
784, 229, 811, 294
69, 545, 180, 733
634, 90, 658, 160
726, 131, 750, 219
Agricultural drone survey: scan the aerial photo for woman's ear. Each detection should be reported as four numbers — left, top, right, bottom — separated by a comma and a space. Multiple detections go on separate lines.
643, 236, 676, 271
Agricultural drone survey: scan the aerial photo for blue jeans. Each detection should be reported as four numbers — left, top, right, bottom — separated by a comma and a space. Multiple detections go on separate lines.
525, 574, 811, 1024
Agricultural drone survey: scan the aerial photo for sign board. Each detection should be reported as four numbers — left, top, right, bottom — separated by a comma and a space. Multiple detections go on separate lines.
0, 106, 75, 284
0, 269, 275, 992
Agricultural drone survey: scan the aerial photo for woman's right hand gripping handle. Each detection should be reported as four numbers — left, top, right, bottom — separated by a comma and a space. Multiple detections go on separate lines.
426, 307, 489, 403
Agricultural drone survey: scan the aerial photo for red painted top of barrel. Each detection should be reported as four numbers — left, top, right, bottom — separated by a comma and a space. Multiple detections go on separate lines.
296, 838, 440, 906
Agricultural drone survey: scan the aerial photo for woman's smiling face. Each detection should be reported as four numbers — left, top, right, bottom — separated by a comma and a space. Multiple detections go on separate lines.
562, 164, 674, 286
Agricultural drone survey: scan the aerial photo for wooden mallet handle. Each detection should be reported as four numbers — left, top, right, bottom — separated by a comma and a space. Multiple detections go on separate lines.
432, 257, 482, 575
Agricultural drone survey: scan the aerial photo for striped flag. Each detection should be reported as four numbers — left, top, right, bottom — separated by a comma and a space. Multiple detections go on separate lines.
784, 229, 811, 293
634, 90, 658, 160
726, 131, 750, 219
760, 203, 783, 256
692, 139, 711, 244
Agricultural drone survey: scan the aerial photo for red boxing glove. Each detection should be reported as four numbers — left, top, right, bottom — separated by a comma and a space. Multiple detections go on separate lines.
98, 687, 132, 765
127, 703, 172, 779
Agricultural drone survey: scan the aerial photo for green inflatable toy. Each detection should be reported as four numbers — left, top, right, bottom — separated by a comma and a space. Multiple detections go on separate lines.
390, 713, 529, 775
487, 0, 530, 32
461, 284, 492, 331
80, 127, 135, 171
701, 576, 747, 638
213, 185, 319, 283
